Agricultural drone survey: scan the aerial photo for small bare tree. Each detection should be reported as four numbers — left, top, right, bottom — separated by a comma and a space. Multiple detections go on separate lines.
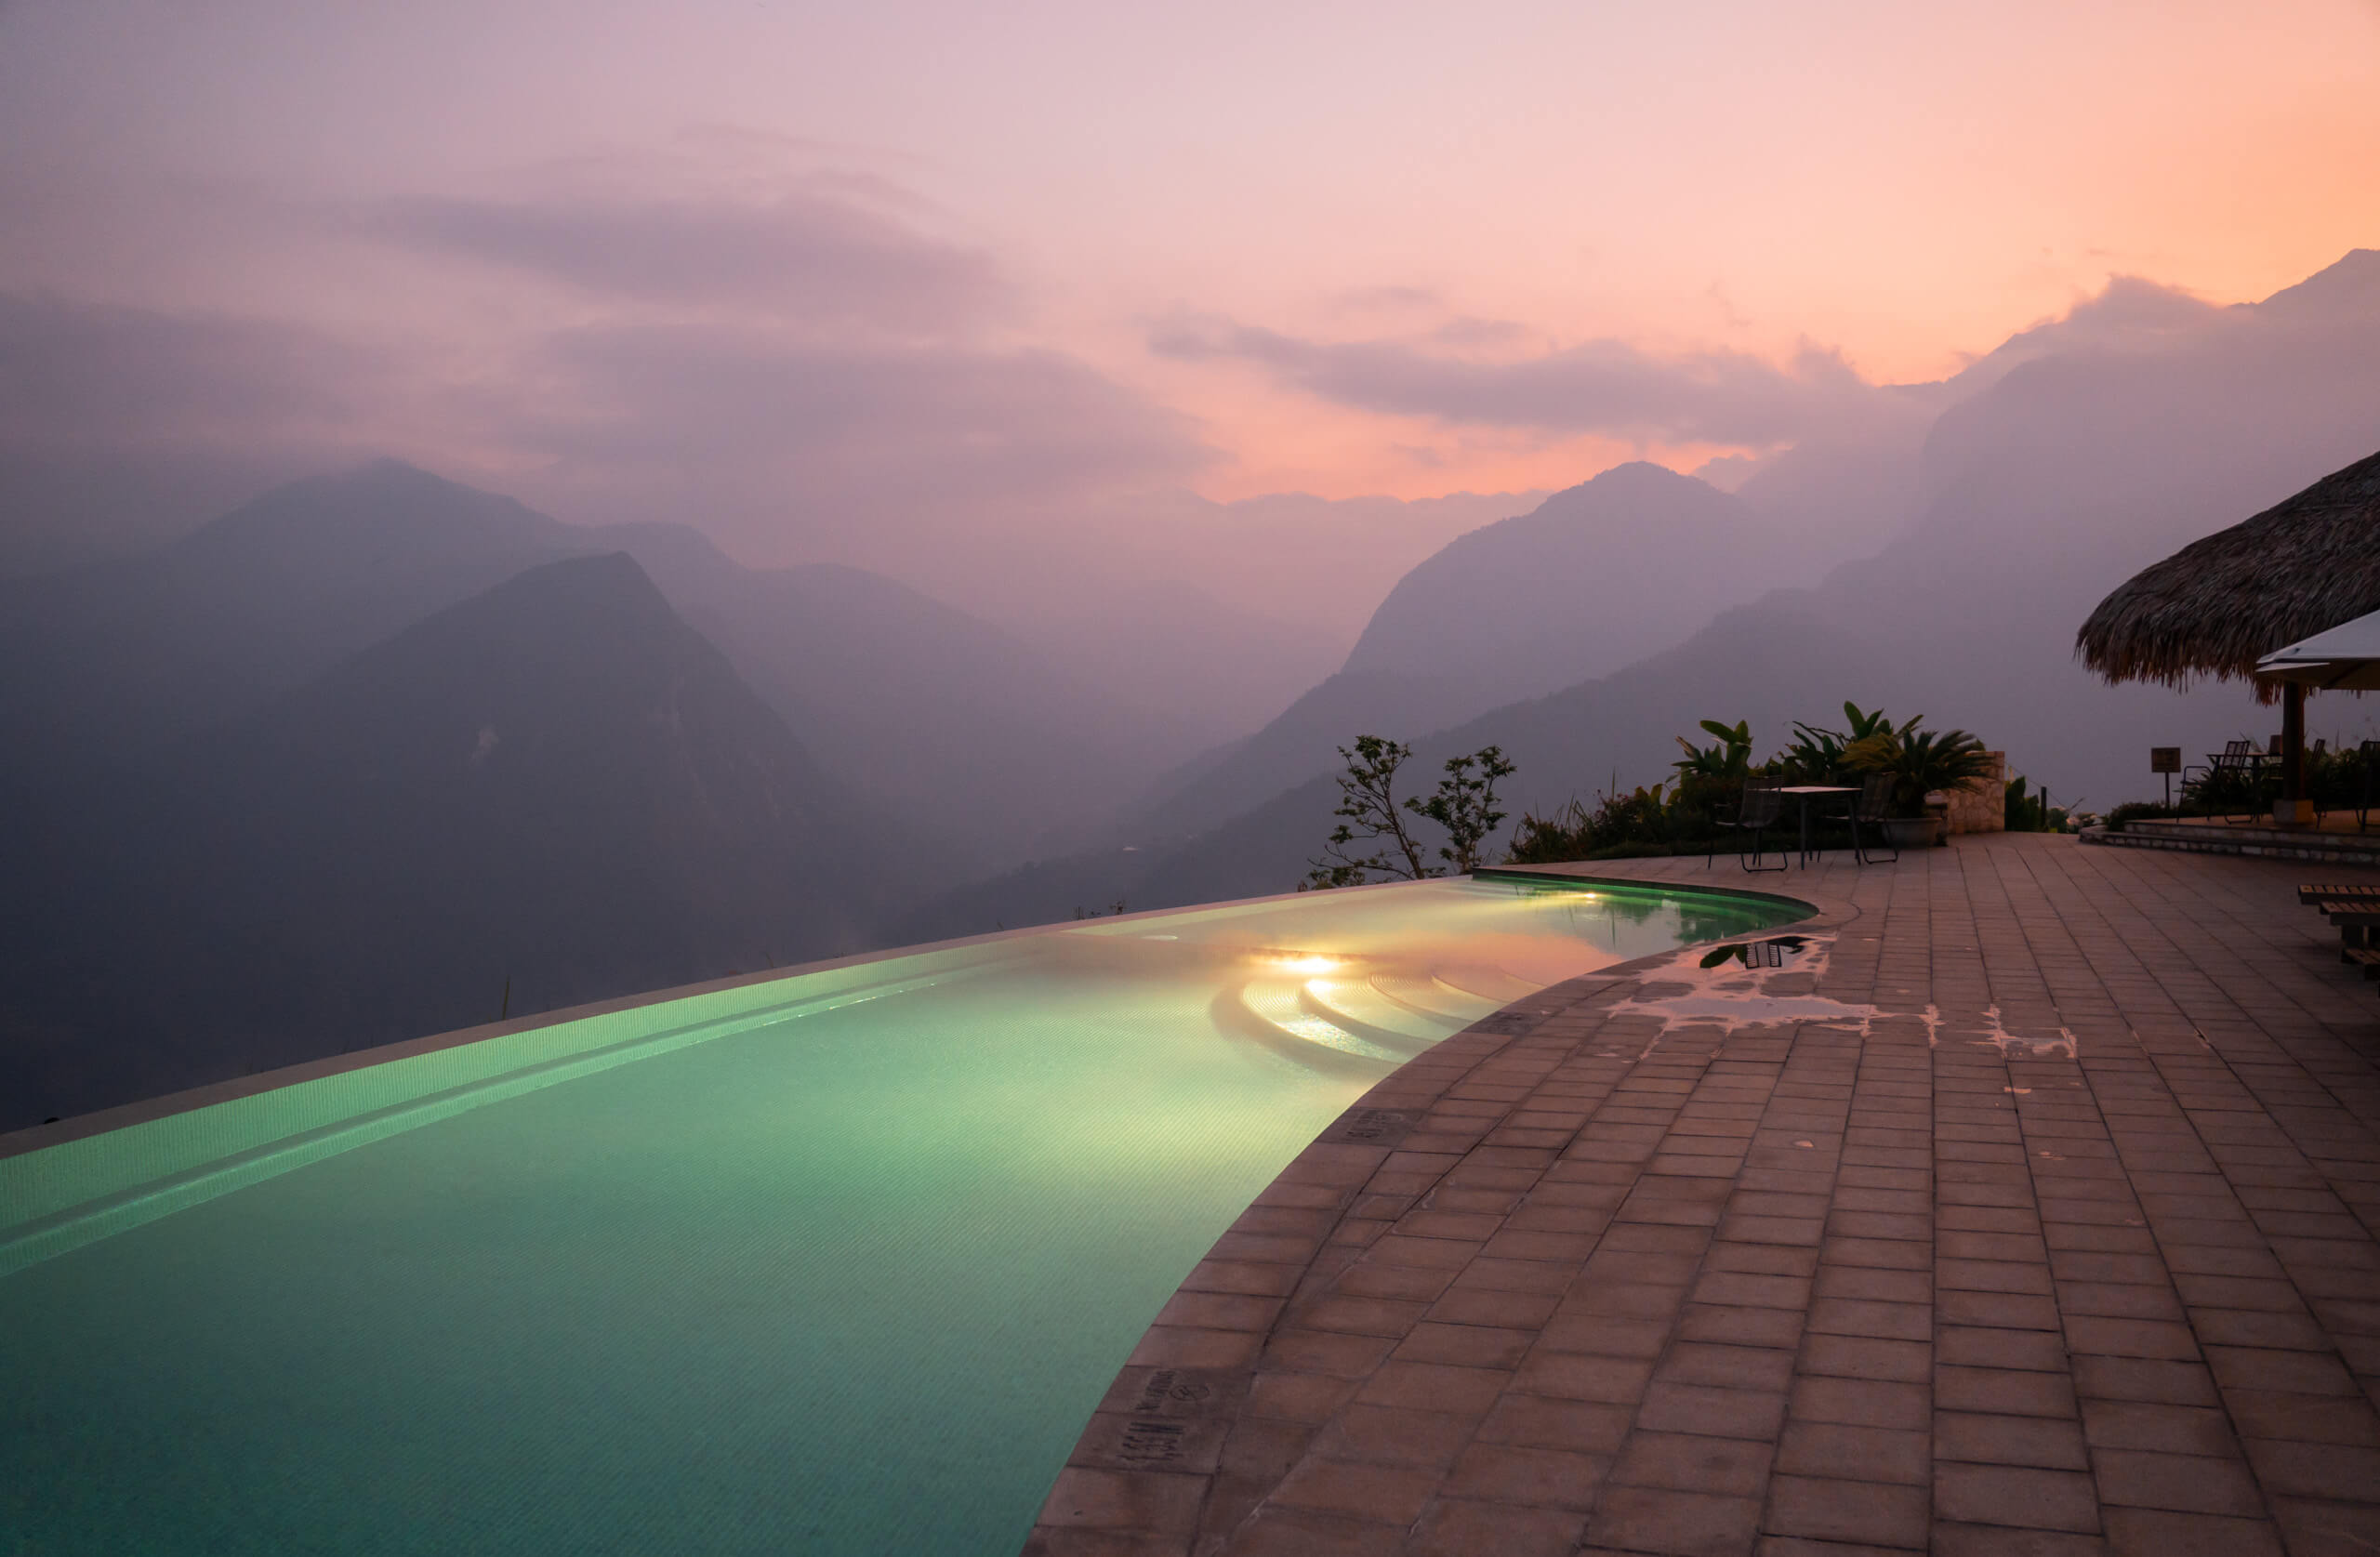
1304, 736, 1518, 887
1414, 745, 1515, 872
1303, 735, 1437, 888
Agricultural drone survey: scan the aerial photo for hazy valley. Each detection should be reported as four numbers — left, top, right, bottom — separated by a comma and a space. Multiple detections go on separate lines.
6, 252, 2380, 1128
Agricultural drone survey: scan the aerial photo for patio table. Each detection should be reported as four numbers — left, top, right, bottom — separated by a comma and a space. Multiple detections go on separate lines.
1776, 785, 1859, 865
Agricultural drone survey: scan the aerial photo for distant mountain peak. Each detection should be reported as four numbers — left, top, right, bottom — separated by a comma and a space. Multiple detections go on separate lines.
466, 548, 667, 614
1571, 459, 1713, 496
289, 455, 501, 502
2254, 248, 2380, 322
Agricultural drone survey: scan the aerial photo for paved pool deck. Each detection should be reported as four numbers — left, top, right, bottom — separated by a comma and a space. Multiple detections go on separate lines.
1027, 831, 2380, 1556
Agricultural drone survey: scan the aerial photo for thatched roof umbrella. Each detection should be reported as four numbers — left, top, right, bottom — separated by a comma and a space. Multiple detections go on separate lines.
2076, 447, 2380, 823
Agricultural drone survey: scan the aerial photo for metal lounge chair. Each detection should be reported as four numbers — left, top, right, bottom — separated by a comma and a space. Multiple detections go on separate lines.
1844, 772, 1898, 864
2181, 740, 2261, 823
1710, 775, 1787, 873
2180, 739, 2250, 791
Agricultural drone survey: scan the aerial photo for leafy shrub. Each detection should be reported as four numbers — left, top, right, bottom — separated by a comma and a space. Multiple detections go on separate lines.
1505, 701, 2003, 861
2005, 774, 2072, 832
1507, 784, 1677, 863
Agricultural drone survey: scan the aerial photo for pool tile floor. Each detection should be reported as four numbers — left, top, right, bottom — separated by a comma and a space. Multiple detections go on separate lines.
1025, 832, 2380, 1556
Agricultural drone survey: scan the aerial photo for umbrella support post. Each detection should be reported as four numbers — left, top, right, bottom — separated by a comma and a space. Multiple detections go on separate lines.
2275, 680, 2313, 828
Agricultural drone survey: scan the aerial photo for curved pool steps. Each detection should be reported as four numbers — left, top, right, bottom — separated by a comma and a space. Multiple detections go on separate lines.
1428, 961, 1541, 1004
1234, 979, 1410, 1064
1368, 970, 1500, 1023
1296, 977, 1444, 1049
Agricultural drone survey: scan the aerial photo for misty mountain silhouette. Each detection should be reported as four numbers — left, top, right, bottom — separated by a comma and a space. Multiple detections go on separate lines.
902, 252, 2380, 936
1344, 462, 1782, 693
1114, 464, 1788, 846
0, 458, 1194, 872
617, 535, 1197, 870
0, 460, 564, 766
0, 551, 906, 1128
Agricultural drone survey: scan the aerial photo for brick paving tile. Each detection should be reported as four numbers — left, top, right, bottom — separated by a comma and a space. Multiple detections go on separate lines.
1678, 1303, 1807, 1349
1936, 1364, 2079, 1418
1268, 1457, 1441, 1523
2100, 1507, 2287, 1556
1613, 1432, 1777, 1497
2270, 1498, 2380, 1556
2070, 1354, 2221, 1405
1924, 1526, 2108, 1557
1438, 1441, 1608, 1510
1778, 1418, 1936, 1486
1634, 1381, 1789, 1441
2077, 1398, 2238, 1457
1934, 1461, 2103, 1533
1356, 1361, 1512, 1414
1309, 1405, 1476, 1470
2092, 1447, 2268, 1518
1026, 838, 2380, 1555
1937, 1324, 2067, 1371
2239, 1435, 2380, 1498
1935, 1408, 2091, 1469
1585, 1484, 1765, 1557
1474, 1392, 1633, 1452
1401, 1498, 1585, 1557
1763, 1474, 1930, 1548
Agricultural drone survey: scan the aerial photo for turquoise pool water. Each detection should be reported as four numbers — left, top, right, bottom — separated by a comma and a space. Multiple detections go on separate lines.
0, 876, 1799, 1555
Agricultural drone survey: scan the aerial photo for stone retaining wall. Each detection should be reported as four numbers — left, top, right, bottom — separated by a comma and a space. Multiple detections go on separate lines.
1940, 749, 2006, 836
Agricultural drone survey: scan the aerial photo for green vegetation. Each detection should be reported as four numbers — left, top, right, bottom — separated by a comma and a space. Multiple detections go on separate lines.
1858, 722, 1994, 817
2004, 774, 2071, 833
1303, 736, 1515, 888
1673, 719, 1754, 779
2151, 737, 2378, 823
1412, 746, 1517, 873
1506, 702, 1996, 863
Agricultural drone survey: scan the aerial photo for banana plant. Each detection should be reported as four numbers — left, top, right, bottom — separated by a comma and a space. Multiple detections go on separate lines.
1673, 718, 1754, 779
1841, 702, 1901, 741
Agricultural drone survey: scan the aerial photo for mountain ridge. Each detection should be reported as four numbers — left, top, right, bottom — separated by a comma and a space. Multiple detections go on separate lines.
0, 549, 907, 1128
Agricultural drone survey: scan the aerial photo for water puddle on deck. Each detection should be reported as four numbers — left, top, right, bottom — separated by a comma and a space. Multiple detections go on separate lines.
1599, 935, 2078, 1059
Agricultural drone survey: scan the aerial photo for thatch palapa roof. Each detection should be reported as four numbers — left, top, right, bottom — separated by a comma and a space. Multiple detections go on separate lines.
2076, 447, 2380, 696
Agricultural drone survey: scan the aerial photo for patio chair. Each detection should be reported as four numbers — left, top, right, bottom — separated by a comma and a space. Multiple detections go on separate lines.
2180, 738, 2246, 791
1709, 775, 1787, 873
1843, 772, 1898, 864
2183, 740, 2264, 824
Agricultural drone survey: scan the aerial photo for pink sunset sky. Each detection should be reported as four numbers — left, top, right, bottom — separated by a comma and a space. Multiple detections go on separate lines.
1, 0, 2375, 614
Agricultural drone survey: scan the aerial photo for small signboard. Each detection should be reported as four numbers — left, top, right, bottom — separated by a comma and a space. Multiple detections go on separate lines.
2150, 746, 2182, 774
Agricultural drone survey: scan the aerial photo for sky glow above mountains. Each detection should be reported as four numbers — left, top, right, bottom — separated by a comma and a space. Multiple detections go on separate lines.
0, 0, 2373, 574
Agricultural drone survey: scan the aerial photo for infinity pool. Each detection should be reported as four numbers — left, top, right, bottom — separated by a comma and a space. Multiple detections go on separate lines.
0, 875, 1799, 1555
